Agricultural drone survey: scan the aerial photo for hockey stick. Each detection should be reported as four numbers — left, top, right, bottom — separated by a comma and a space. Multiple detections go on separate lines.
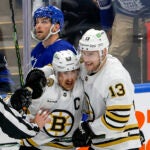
9, 0, 24, 87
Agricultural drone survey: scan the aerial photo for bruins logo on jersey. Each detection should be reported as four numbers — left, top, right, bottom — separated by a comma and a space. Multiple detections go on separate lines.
47, 78, 54, 87
44, 109, 74, 137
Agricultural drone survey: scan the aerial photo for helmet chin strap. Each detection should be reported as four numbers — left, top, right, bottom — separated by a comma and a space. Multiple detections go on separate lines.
96, 47, 108, 72
96, 49, 108, 71
31, 24, 60, 42
31, 29, 40, 42
42, 24, 60, 42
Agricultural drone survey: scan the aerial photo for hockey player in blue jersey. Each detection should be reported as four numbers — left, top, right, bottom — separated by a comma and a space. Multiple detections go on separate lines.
31, 5, 77, 68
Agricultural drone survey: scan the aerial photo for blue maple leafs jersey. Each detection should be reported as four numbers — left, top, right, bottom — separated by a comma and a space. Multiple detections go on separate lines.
31, 39, 77, 68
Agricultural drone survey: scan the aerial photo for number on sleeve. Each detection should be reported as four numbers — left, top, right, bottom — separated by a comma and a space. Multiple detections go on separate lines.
109, 83, 125, 98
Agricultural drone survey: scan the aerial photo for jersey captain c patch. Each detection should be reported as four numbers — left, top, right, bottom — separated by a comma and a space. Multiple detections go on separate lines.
44, 109, 74, 137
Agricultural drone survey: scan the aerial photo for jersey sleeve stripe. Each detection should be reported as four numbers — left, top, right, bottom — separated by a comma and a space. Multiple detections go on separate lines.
93, 135, 140, 147
107, 105, 132, 111
106, 111, 130, 122
101, 115, 125, 131
101, 104, 132, 129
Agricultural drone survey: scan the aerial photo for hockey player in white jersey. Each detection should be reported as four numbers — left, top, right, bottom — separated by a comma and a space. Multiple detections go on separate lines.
72, 29, 142, 150
12, 50, 88, 150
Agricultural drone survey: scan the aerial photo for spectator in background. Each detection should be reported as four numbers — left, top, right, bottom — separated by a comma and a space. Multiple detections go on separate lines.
0, 53, 14, 96
60, 0, 101, 48
95, 0, 150, 64
31, 5, 77, 68
92, 0, 114, 41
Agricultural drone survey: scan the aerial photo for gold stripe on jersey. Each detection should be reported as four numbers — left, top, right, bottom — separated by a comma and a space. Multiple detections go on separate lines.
25, 138, 73, 149
101, 105, 132, 130
124, 124, 139, 131
25, 138, 39, 147
93, 135, 140, 147
106, 111, 129, 122
107, 105, 132, 111
101, 115, 125, 131
44, 142, 73, 149
92, 123, 140, 147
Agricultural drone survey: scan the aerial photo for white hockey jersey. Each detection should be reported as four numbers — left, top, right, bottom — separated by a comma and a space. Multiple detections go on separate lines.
22, 75, 87, 150
80, 54, 141, 150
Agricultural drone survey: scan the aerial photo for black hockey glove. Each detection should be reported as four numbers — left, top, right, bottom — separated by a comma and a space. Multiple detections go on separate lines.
72, 121, 95, 147
10, 87, 32, 112
25, 69, 47, 99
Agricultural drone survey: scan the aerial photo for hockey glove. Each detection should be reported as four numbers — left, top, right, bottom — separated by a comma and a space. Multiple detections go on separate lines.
72, 121, 95, 147
25, 69, 47, 99
10, 87, 32, 112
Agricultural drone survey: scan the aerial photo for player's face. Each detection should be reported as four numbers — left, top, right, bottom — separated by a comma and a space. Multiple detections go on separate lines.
58, 70, 79, 91
81, 50, 100, 73
35, 17, 52, 40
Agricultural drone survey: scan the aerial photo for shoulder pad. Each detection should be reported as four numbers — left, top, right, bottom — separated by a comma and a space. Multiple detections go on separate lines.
80, 57, 84, 64
47, 78, 54, 87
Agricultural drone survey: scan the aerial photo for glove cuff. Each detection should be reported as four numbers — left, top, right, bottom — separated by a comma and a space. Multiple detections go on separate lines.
25, 87, 33, 94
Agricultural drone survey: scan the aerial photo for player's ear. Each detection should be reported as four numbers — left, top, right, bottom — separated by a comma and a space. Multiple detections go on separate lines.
53, 23, 60, 32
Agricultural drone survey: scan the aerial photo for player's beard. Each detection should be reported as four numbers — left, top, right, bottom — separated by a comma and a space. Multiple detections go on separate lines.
86, 58, 101, 75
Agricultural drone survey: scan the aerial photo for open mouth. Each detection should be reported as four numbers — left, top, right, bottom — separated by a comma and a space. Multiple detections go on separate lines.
36, 31, 42, 34
66, 81, 73, 86
65, 81, 74, 90
36, 31, 43, 35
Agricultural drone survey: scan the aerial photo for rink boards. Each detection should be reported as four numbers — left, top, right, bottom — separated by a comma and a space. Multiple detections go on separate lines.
134, 83, 150, 150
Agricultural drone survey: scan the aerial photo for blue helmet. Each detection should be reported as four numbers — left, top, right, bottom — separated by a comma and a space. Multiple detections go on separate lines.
33, 5, 64, 30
